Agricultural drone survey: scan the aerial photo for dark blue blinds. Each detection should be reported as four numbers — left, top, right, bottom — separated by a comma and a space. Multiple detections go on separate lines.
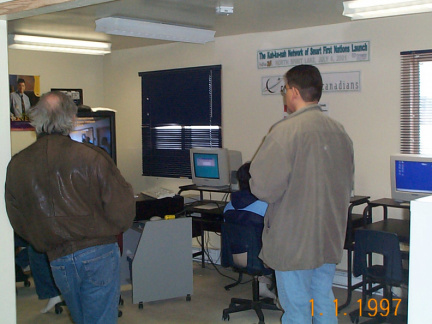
139, 65, 222, 178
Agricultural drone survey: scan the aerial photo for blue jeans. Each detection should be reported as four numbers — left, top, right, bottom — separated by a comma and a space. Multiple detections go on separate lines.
14, 235, 29, 269
50, 243, 120, 324
28, 245, 61, 299
14, 235, 60, 299
276, 263, 337, 324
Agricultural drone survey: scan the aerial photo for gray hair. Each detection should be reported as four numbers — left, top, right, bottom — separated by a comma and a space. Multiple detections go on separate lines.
29, 91, 78, 135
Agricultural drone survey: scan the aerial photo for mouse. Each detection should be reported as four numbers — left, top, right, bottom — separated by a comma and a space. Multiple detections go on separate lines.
150, 216, 162, 221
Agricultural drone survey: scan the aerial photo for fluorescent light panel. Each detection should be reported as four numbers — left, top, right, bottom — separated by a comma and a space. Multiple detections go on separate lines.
95, 17, 215, 44
8, 34, 111, 55
343, 0, 432, 19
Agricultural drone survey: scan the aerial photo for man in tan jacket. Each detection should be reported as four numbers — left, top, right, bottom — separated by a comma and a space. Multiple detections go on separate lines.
250, 65, 354, 324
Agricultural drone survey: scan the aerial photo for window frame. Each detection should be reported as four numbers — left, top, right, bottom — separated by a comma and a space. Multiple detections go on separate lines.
139, 65, 222, 178
400, 50, 432, 154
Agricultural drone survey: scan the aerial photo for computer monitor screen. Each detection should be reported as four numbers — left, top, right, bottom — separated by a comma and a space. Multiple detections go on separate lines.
190, 147, 242, 188
70, 109, 116, 164
193, 153, 220, 179
190, 147, 230, 187
391, 154, 432, 201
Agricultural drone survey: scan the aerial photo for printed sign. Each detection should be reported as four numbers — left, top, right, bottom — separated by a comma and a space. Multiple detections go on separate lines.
257, 41, 370, 69
261, 71, 361, 95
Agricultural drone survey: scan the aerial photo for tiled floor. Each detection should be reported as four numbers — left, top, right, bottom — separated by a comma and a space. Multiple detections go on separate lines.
16, 262, 406, 323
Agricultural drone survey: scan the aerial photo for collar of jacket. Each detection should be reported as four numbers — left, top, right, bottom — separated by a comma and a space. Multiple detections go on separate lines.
37, 132, 69, 139
272, 103, 321, 129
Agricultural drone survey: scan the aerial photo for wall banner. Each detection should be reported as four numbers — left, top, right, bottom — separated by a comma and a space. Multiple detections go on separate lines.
261, 71, 361, 95
257, 41, 369, 69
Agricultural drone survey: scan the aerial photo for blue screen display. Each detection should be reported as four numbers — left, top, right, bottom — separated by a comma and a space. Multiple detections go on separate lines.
395, 160, 432, 193
193, 153, 220, 179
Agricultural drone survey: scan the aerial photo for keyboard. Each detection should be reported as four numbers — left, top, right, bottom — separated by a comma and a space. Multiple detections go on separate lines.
141, 187, 176, 199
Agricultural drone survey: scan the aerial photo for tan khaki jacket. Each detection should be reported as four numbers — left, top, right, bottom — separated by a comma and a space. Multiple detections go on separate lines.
250, 104, 354, 271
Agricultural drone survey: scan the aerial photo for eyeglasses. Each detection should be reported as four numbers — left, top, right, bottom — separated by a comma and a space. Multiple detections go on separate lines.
281, 85, 287, 95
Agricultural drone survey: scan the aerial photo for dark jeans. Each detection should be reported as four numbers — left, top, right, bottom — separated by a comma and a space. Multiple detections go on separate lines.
14, 235, 60, 299
28, 245, 61, 299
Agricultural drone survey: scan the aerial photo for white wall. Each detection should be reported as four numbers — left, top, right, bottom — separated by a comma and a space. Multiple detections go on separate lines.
0, 19, 17, 324
103, 12, 432, 203
8, 12, 430, 275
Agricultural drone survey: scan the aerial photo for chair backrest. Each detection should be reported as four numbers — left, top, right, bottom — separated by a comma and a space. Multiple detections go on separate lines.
221, 222, 271, 276
353, 229, 403, 284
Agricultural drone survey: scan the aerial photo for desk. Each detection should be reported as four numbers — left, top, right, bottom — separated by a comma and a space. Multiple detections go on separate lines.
348, 199, 410, 323
135, 193, 184, 221
187, 201, 228, 268
362, 219, 410, 243
363, 198, 410, 244
366, 198, 410, 220
179, 185, 232, 268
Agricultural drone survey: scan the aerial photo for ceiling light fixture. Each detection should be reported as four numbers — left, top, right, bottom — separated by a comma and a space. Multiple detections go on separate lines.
8, 34, 111, 55
343, 0, 432, 20
216, 6, 234, 15
95, 17, 215, 44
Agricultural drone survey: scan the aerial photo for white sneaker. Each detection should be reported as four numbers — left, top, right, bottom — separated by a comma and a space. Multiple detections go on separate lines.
40, 296, 62, 313
259, 282, 277, 300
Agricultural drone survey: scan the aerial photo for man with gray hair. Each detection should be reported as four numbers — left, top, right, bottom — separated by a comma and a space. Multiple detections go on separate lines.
5, 91, 135, 324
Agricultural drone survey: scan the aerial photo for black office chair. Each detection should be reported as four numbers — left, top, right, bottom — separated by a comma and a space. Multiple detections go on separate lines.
221, 222, 280, 324
349, 229, 408, 324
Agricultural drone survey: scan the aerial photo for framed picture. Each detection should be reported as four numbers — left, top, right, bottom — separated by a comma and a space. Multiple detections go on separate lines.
51, 88, 83, 106
9, 74, 40, 131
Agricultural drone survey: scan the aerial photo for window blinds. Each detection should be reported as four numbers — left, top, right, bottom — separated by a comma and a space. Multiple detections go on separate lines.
400, 50, 432, 154
139, 65, 222, 178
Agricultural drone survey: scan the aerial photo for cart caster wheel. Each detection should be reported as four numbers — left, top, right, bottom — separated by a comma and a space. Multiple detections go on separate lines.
186, 294, 191, 301
222, 313, 230, 321
118, 310, 122, 317
138, 302, 143, 310
24, 280, 31, 287
55, 305, 63, 314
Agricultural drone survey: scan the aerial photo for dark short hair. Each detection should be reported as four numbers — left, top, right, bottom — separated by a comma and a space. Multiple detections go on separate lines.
17, 78, 25, 84
237, 162, 251, 191
285, 65, 323, 102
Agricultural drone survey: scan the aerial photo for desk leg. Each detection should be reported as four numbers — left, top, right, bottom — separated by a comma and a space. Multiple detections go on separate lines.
192, 219, 205, 268
200, 222, 205, 268
339, 247, 364, 311
339, 248, 353, 310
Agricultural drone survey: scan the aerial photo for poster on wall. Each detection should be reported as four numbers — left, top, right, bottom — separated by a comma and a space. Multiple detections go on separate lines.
9, 74, 40, 131
257, 41, 370, 69
261, 71, 361, 95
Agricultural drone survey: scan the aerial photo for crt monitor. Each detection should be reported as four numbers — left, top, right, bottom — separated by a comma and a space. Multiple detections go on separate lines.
390, 154, 432, 202
70, 108, 117, 164
190, 147, 242, 188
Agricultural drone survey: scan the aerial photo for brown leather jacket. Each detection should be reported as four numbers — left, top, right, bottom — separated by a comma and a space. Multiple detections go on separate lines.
5, 133, 136, 261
